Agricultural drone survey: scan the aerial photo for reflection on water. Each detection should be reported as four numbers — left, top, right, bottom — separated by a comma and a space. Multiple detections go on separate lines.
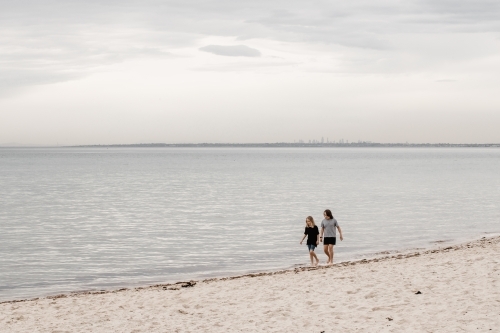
1, 147, 499, 301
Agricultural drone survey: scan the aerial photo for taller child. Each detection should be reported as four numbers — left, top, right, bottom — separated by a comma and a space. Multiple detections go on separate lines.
320, 209, 343, 265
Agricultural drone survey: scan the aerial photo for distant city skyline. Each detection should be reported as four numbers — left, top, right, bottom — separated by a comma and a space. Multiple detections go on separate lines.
1, 1, 500, 145
295, 138, 356, 144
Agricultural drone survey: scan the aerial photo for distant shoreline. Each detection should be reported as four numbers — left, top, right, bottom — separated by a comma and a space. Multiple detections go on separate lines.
67, 143, 499, 148
2, 143, 500, 148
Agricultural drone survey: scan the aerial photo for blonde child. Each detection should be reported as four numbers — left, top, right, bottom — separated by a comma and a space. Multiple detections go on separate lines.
300, 216, 320, 266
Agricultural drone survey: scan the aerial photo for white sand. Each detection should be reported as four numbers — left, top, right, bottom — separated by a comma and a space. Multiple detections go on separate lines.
1, 236, 499, 333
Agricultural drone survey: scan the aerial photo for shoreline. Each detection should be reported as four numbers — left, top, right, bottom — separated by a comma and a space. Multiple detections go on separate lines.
2, 234, 497, 305
2, 235, 498, 332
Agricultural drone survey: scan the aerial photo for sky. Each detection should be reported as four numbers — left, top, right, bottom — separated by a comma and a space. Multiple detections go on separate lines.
1, 0, 500, 145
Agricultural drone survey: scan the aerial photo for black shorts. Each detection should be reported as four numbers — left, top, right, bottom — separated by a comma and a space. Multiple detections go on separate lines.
323, 237, 336, 245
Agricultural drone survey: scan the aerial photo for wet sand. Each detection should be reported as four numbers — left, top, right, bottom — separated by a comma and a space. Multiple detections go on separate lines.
1, 236, 499, 332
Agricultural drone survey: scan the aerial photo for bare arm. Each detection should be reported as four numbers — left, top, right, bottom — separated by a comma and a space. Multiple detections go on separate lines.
337, 225, 343, 241
300, 234, 307, 244
320, 226, 324, 242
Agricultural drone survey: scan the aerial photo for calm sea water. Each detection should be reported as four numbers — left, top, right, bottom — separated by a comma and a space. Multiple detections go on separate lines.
1, 147, 499, 301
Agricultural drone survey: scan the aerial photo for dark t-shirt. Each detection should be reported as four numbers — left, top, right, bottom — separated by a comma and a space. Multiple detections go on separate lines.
304, 225, 319, 245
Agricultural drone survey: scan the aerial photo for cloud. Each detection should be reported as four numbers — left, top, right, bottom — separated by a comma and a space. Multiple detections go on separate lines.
193, 60, 297, 72
199, 45, 261, 57
0, 69, 83, 98
0, 23, 184, 96
1, 0, 500, 94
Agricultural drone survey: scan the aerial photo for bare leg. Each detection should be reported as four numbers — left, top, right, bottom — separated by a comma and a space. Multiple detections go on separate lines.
327, 245, 334, 265
311, 251, 319, 266
323, 245, 329, 263
309, 251, 314, 266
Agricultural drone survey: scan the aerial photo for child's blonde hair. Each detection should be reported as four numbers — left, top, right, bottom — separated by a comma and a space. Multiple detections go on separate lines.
306, 216, 315, 227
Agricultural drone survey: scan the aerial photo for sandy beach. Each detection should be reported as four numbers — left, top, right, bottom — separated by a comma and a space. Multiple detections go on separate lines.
1, 236, 499, 333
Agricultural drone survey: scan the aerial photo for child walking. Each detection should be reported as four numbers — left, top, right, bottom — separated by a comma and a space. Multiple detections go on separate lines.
319, 209, 343, 265
300, 216, 320, 266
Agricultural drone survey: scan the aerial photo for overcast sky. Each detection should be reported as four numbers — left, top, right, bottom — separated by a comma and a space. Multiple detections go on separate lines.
1, 0, 500, 145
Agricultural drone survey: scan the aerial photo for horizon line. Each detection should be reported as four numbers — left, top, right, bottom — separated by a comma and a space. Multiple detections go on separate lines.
2, 142, 500, 148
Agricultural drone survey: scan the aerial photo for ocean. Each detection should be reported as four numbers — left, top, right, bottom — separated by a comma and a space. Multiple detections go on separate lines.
1, 147, 499, 301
